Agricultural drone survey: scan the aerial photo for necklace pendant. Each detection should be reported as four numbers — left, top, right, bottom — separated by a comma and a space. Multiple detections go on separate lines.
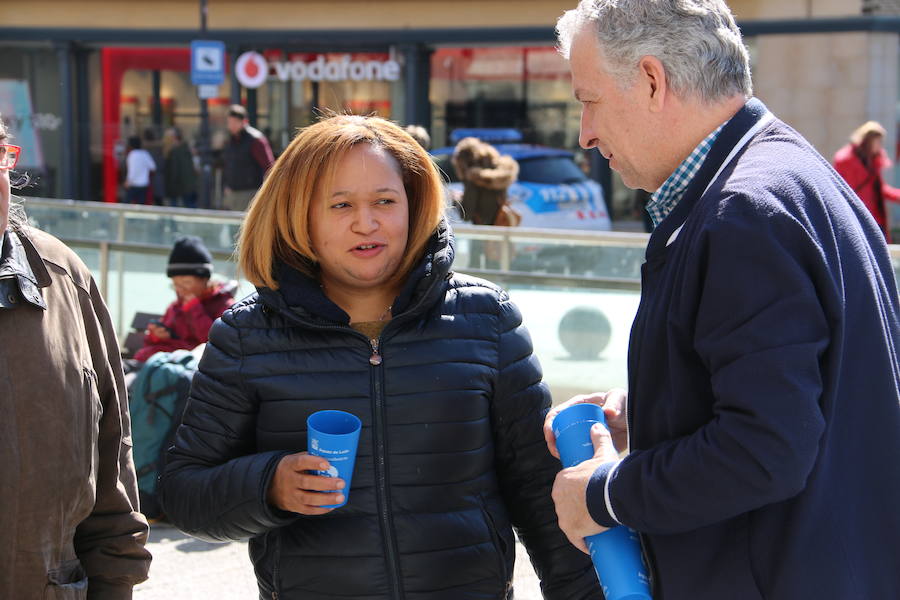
379, 304, 393, 322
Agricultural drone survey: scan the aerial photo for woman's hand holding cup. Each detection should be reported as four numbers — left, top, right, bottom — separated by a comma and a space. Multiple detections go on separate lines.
267, 452, 345, 515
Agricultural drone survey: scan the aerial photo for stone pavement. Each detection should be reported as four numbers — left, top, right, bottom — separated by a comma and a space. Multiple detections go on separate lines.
135, 522, 544, 599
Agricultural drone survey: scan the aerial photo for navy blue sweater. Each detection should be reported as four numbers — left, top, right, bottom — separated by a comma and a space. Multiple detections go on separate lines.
587, 99, 900, 599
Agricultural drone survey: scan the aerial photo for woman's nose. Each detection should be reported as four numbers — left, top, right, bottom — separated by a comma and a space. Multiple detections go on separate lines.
351, 207, 378, 233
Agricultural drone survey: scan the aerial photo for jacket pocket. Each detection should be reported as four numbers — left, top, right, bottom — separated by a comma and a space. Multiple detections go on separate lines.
479, 498, 511, 598
251, 529, 282, 598
270, 529, 283, 598
82, 367, 102, 483
44, 558, 88, 600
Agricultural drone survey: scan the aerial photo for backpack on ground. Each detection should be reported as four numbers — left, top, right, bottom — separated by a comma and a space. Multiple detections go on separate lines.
128, 348, 199, 519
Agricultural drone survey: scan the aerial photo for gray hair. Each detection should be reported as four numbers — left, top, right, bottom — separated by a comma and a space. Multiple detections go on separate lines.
557, 0, 752, 103
7, 195, 27, 232
0, 112, 27, 232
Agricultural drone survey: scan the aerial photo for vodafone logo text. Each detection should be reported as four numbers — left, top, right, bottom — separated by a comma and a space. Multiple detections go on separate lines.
235, 52, 402, 88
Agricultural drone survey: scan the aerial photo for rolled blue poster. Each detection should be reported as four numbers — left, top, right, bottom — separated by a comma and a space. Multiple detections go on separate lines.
552, 403, 653, 600
307, 410, 362, 509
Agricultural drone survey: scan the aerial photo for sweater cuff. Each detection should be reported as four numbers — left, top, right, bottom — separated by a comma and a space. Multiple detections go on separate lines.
586, 460, 623, 528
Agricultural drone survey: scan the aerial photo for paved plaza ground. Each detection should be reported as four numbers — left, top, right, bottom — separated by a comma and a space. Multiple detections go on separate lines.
135, 522, 544, 599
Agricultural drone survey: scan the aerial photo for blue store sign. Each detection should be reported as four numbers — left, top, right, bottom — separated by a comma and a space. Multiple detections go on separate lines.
190, 40, 226, 86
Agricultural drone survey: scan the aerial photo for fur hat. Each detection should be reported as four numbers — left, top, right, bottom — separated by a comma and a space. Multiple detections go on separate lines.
850, 121, 887, 146
451, 137, 518, 191
167, 236, 213, 278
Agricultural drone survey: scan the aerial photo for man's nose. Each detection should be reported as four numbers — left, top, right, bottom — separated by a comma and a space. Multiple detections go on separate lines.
579, 110, 598, 150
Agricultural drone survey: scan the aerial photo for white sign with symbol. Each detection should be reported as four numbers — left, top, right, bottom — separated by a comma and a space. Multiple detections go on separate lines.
195, 47, 222, 72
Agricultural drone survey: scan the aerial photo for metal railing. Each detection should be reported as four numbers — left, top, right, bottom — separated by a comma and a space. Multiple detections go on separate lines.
18, 196, 900, 335
20, 197, 651, 293
19, 196, 900, 273
17, 197, 900, 400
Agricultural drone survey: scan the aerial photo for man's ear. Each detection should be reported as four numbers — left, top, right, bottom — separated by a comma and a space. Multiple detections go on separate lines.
638, 56, 668, 113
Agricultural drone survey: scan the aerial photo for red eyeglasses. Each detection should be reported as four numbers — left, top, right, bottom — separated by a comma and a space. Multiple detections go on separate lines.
0, 144, 21, 170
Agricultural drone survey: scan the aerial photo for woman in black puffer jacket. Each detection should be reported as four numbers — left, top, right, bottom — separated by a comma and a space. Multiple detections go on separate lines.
159, 115, 600, 600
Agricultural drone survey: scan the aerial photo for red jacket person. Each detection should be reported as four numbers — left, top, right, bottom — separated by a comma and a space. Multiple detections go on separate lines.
134, 235, 235, 362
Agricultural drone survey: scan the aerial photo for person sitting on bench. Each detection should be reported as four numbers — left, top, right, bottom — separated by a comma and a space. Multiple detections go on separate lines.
133, 236, 235, 362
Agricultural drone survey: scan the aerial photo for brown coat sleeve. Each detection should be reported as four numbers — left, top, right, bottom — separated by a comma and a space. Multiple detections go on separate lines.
75, 275, 152, 599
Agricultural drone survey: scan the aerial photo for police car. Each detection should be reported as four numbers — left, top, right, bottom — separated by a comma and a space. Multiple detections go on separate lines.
430, 128, 611, 231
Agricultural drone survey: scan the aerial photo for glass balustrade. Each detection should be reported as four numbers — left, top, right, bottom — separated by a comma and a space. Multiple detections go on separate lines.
17, 197, 900, 402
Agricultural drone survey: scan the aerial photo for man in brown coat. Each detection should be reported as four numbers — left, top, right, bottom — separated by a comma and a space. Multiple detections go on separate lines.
0, 118, 151, 598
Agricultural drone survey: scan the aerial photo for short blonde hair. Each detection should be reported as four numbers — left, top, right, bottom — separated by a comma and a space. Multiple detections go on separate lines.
238, 114, 445, 290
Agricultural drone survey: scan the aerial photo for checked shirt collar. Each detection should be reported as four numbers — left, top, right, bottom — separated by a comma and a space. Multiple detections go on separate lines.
646, 123, 725, 227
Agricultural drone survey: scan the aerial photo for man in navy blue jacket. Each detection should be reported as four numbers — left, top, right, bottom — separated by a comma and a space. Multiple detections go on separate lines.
545, 2, 900, 599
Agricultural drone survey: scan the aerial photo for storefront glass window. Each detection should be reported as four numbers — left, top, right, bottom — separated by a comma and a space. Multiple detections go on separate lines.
257, 50, 401, 155
0, 45, 64, 198
429, 46, 581, 150
116, 64, 229, 204
85, 47, 403, 204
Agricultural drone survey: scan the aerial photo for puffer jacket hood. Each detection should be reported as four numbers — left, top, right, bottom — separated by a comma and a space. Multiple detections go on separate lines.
160, 222, 599, 600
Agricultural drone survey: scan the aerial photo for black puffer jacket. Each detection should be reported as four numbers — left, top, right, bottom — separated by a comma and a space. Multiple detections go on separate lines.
159, 222, 600, 600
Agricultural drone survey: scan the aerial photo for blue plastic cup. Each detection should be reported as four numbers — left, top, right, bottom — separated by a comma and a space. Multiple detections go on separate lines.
307, 410, 362, 509
553, 402, 608, 466
553, 403, 653, 600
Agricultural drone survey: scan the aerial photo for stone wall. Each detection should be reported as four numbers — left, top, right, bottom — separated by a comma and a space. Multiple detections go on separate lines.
730, 0, 862, 19
752, 31, 898, 176
863, 0, 900, 14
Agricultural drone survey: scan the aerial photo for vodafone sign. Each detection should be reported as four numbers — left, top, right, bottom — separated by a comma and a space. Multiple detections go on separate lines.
234, 52, 269, 88
235, 51, 401, 88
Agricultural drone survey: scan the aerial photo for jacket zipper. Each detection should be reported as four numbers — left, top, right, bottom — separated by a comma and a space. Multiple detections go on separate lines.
639, 533, 661, 598
626, 262, 649, 447
369, 337, 383, 366
259, 270, 441, 599
479, 499, 511, 596
271, 531, 282, 599
369, 336, 404, 599
628, 260, 661, 596
256, 324, 404, 598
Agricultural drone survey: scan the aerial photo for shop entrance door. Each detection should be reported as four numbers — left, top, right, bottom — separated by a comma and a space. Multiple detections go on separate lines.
101, 47, 230, 204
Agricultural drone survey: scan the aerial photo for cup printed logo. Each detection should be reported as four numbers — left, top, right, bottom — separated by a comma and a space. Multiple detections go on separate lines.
311, 437, 320, 451
315, 465, 340, 478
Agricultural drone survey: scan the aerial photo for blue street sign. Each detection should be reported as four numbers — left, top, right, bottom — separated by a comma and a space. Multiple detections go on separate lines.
190, 40, 226, 86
